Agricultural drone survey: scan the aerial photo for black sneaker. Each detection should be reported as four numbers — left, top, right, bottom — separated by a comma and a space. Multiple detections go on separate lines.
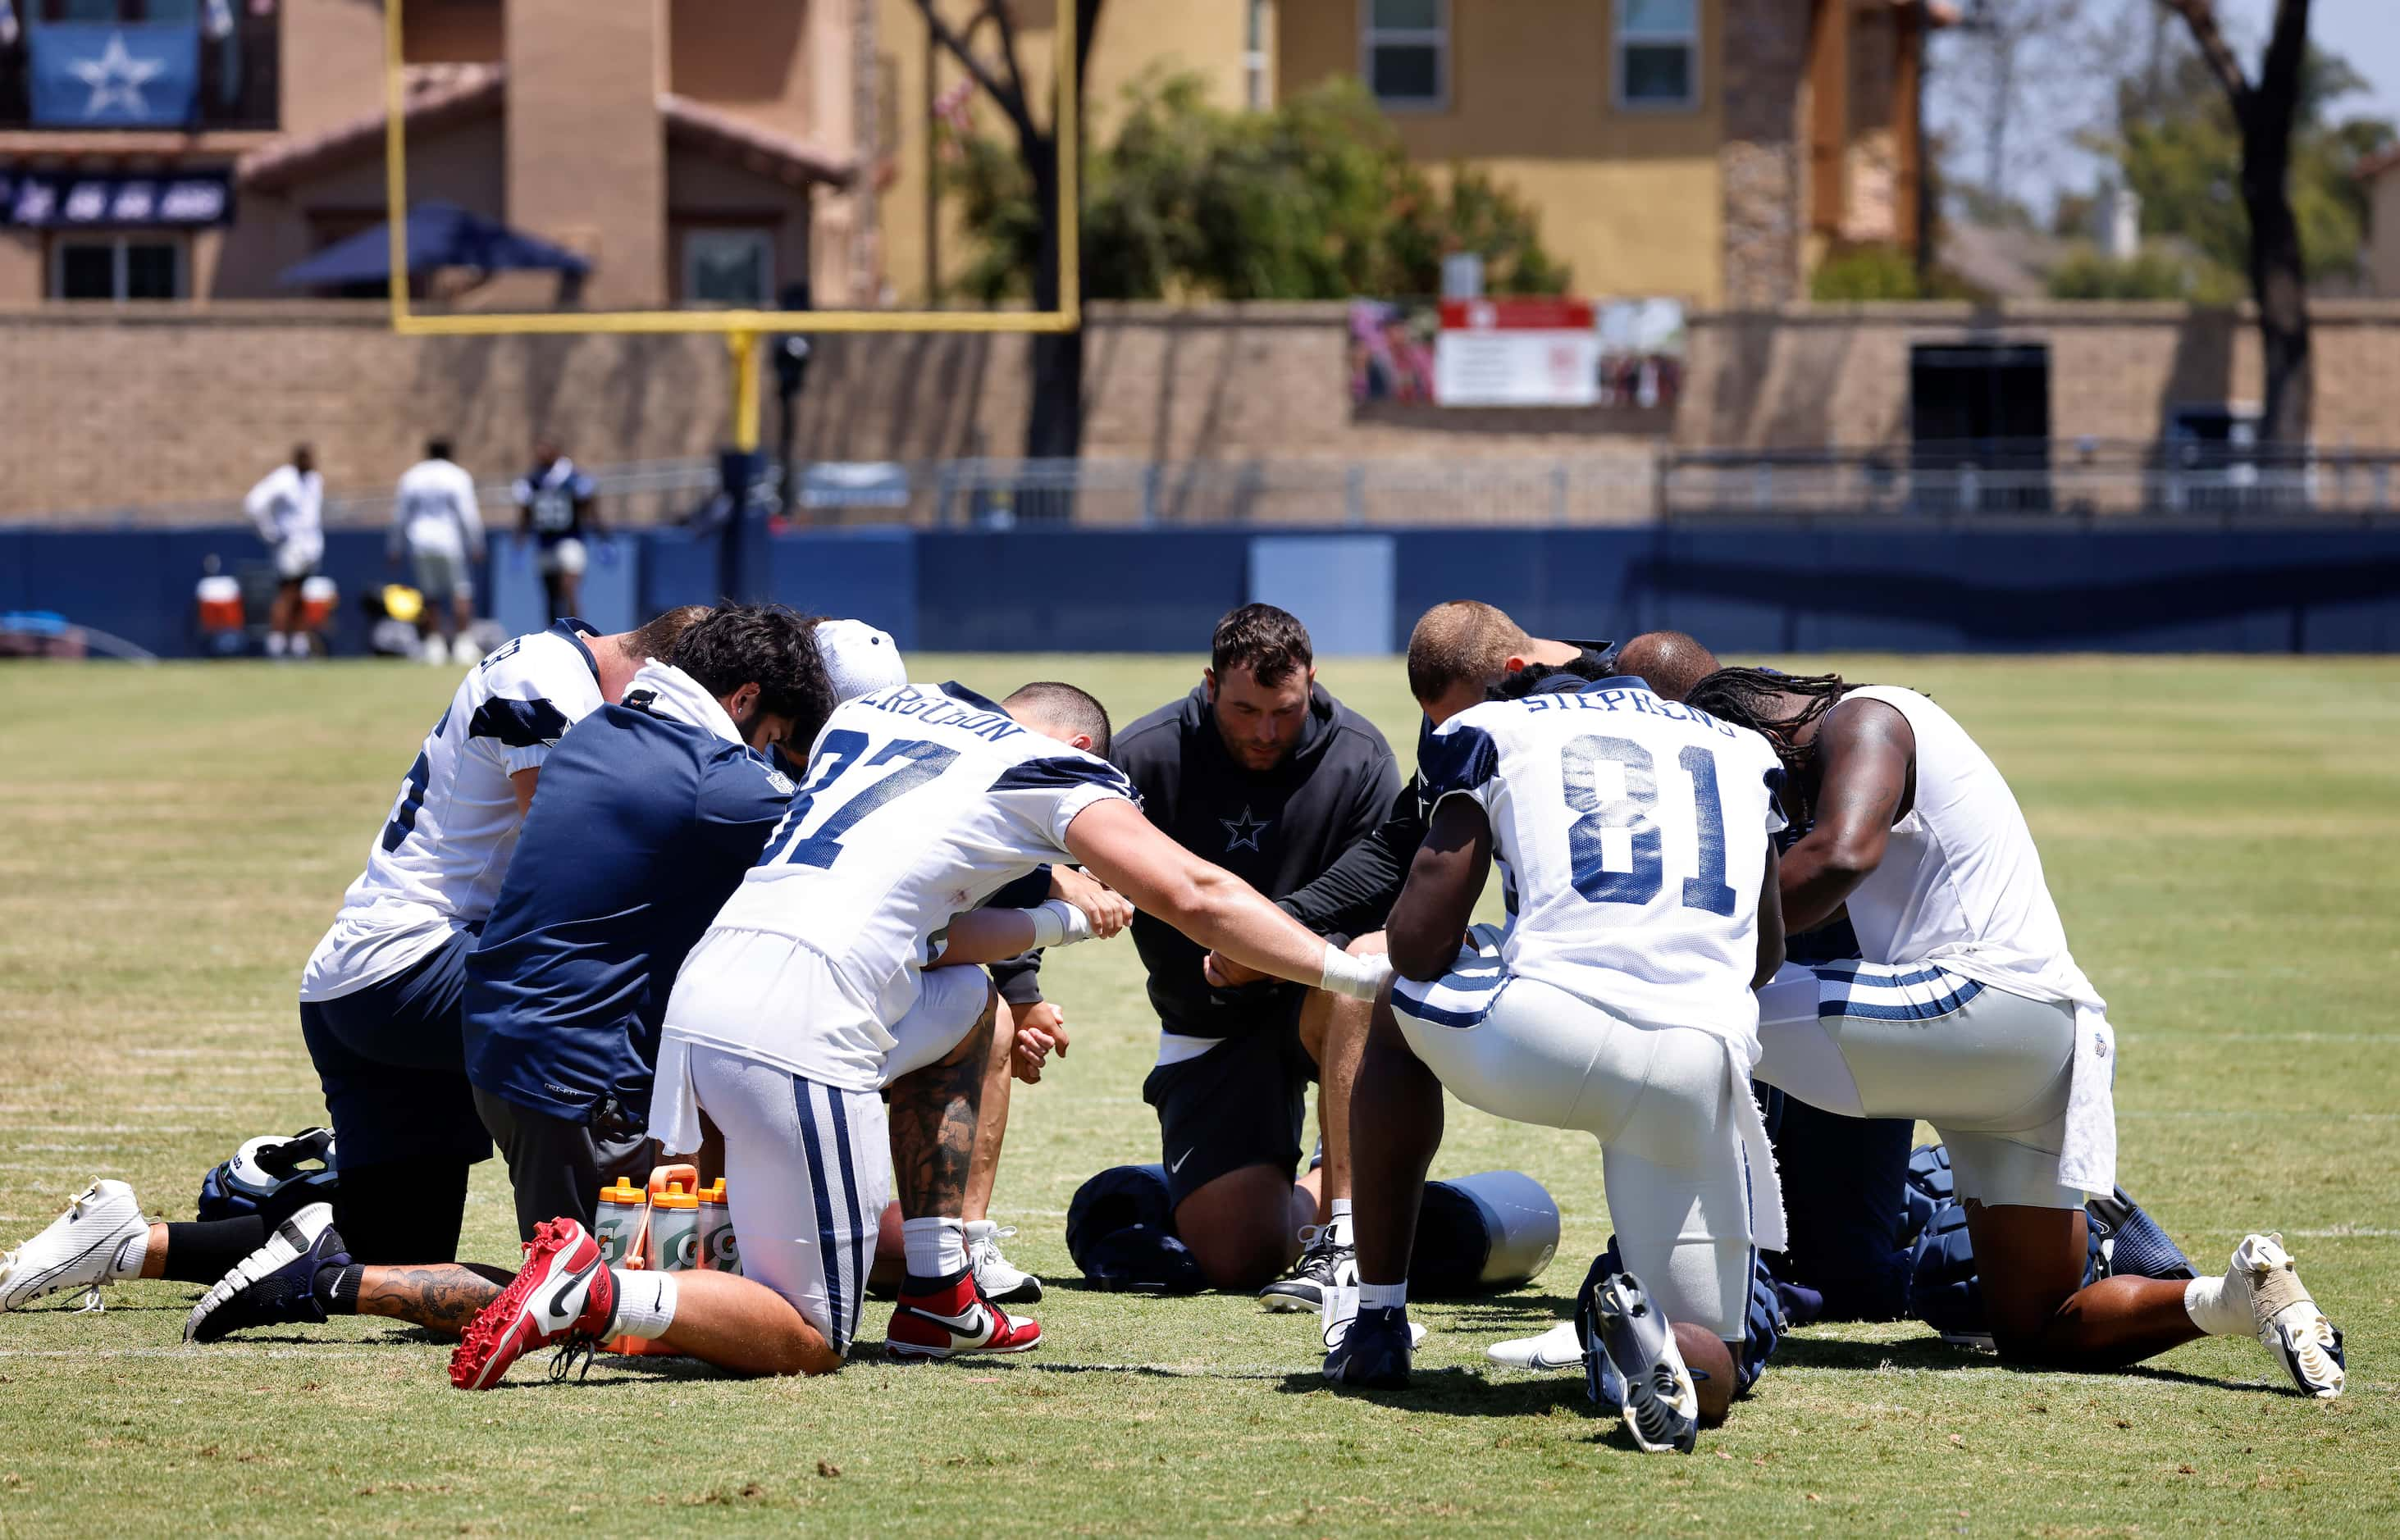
1322, 1304, 1412, 1389
184, 1202, 349, 1343
1578, 1262, 1698, 1454
1260, 1223, 1353, 1313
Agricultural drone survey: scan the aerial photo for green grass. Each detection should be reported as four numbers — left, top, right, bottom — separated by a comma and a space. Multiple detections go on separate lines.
1, 654, 2396, 1535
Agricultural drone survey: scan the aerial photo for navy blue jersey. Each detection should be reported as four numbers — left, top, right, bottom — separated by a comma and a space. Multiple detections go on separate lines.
462, 664, 794, 1129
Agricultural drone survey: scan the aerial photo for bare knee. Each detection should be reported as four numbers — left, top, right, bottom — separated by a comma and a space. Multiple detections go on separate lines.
1175, 1168, 1303, 1291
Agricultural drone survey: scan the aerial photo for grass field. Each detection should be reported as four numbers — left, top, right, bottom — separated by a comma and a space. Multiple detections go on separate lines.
1, 653, 2396, 1536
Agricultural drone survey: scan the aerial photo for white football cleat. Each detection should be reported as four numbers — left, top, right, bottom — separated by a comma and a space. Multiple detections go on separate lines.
2234, 1233, 2344, 1399
1485, 1319, 1583, 1373
965, 1220, 1042, 1305
0, 1179, 148, 1311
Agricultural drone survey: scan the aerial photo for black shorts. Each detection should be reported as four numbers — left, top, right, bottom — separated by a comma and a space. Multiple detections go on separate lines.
472, 1087, 655, 1245
298, 932, 491, 1171
1141, 1020, 1318, 1210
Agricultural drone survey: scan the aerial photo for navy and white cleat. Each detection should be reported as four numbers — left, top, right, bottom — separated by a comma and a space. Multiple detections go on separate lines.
185, 1202, 350, 1343
1580, 1264, 1698, 1453
0, 1179, 148, 1312
2234, 1233, 2344, 1399
1323, 1305, 1414, 1389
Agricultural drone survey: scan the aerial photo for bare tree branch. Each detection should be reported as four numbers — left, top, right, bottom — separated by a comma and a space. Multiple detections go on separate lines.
914, 0, 1039, 145
987, 0, 1033, 133
2156, 0, 2251, 102
2256, 0, 2312, 125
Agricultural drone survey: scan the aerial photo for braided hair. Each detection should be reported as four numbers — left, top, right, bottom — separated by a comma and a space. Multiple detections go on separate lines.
1682, 667, 1854, 791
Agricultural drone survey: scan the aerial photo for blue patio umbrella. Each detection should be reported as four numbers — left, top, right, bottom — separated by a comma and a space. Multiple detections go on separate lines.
276, 201, 591, 287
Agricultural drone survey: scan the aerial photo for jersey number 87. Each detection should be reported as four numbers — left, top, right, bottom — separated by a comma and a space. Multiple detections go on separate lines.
756, 730, 959, 871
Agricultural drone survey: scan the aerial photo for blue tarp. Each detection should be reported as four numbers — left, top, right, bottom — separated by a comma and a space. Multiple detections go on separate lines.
276, 202, 592, 289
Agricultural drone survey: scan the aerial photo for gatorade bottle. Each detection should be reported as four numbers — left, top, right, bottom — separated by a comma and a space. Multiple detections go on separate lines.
605, 1163, 698, 1357
698, 1178, 740, 1276
647, 1182, 701, 1274
595, 1178, 645, 1266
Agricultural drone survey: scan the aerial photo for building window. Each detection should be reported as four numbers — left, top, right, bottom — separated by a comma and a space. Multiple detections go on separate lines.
1617, 0, 1699, 110
51, 234, 185, 299
1362, 0, 1445, 112
683, 229, 773, 307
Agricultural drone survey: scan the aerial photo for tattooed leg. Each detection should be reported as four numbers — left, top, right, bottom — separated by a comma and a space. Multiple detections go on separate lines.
887, 981, 997, 1220
353, 1263, 511, 1339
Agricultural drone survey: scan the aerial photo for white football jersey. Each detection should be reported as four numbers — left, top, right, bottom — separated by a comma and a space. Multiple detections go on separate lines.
299, 622, 606, 1001
1419, 674, 1786, 1041
244, 463, 322, 546
1832, 686, 2089, 998
667, 682, 1137, 1087
395, 458, 484, 561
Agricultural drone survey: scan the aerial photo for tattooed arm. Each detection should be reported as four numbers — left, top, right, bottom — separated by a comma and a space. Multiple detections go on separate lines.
1777, 697, 1914, 935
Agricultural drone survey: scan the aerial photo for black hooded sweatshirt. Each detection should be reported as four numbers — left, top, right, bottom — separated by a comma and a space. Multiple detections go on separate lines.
1111, 681, 1398, 1040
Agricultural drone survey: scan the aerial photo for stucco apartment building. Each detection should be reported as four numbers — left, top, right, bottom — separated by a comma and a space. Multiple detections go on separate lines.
0, 0, 874, 308
882, 0, 1936, 309
1, 0, 1924, 312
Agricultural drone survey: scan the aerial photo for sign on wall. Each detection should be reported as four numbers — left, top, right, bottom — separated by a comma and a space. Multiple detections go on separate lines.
0, 170, 232, 229
1349, 296, 1686, 411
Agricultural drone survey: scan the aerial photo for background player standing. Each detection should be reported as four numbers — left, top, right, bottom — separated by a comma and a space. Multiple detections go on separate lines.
390, 440, 486, 666
244, 444, 324, 658
513, 441, 600, 624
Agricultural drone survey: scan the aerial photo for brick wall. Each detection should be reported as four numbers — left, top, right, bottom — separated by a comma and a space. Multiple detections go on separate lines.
1677, 300, 2400, 449
1718, 0, 1809, 307
7, 299, 2399, 522
0, 302, 1657, 521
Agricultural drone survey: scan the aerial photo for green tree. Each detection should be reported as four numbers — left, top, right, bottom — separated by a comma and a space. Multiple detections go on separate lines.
947, 73, 1569, 303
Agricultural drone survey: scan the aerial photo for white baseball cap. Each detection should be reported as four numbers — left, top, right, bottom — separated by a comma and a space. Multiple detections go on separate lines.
814, 617, 908, 700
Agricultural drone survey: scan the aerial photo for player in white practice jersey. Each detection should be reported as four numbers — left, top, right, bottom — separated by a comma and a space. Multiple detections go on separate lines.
1327, 658, 1788, 1455
389, 440, 486, 665
1683, 667, 2345, 1399
244, 444, 324, 658
447, 679, 1398, 1388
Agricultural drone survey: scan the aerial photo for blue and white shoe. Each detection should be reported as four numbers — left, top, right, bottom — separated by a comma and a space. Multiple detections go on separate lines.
2233, 1233, 2344, 1399
1487, 1318, 1624, 1410
1579, 1264, 1698, 1453
0, 1179, 148, 1311
185, 1202, 350, 1343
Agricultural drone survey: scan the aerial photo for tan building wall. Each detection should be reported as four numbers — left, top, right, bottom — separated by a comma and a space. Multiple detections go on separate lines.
281, 0, 391, 141
405, 0, 507, 64
505, 0, 670, 306
1278, 0, 1727, 304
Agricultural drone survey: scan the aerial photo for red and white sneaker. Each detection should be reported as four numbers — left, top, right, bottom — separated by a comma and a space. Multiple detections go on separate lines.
448, 1219, 615, 1390
886, 1270, 1043, 1360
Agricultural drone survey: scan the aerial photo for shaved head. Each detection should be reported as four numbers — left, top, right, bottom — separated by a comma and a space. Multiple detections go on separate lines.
1005, 681, 1113, 758
1615, 630, 1721, 703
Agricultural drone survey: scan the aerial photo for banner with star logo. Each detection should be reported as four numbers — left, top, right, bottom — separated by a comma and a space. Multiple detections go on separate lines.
28, 23, 200, 128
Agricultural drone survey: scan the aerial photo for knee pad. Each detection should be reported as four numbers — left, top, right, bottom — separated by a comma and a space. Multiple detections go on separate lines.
1907, 1201, 2111, 1342
1065, 1164, 1207, 1294
1408, 1170, 1561, 1299
1905, 1141, 1955, 1211
195, 1127, 340, 1227
2088, 1187, 2197, 1283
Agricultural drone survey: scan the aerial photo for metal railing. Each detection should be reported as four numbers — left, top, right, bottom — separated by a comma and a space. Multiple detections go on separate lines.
12, 443, 2400, 533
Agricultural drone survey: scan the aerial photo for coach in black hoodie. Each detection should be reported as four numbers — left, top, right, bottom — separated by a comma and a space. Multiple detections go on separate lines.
1109, 605, 1399, 1296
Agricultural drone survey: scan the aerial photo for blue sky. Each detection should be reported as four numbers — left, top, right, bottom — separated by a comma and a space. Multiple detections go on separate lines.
1933, 0, 2399, 210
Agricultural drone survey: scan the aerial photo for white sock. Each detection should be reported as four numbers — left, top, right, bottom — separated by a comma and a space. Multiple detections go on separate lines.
1327, 1198, 1354, 1248
103, 1224, 150, 1283
265, 632, 287, 657
902, 1217, 969, 1280
2183, 1270, 2252, 1337
607, 1268, 679, 1340
1359, 1280, 1408, 1313
291, 632, 312, 657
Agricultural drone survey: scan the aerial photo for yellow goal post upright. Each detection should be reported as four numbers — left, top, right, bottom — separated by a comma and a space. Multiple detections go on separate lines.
378, 0, 1080, 451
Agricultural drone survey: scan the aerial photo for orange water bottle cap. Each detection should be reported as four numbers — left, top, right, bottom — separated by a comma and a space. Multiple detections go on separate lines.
699, 1178, 728, 1205
654, 1182, 697, 1209
599, 1178, 645, 1205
